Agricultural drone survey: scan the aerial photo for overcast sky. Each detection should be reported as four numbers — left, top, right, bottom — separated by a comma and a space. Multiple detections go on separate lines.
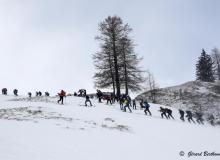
0, 0, 220, 95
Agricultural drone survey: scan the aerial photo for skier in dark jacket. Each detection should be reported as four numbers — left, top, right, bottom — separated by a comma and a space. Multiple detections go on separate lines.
132, 99, 137, 110
126, 95, 132, 108
2, 88, 7, 95
28, 92, 32, 98
143, 101, 151, 116
159, 107, 168, 119
186, 110, 195, 123
96, 90, 103, 103
207, 114, 215, 126
179, 109, 185, 121
38, 91, 42, 96
119, 97, 124, 110
57, 90, 66, 105
85, 95, 93, 107
106, 95, 112, 105
78, 89, 85, 97
166, 108, 174, 119
195, 112, 204, 125
45, 92, 50, 97
74, 92, 77, 96
13, 89, 18, 96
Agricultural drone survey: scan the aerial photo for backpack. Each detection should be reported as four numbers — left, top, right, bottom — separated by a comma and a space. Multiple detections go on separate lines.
144, 102, 150, 108
124, 99, 129, 105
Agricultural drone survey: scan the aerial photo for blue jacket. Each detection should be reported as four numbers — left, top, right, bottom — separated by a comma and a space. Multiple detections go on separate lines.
144, 102, 150, 109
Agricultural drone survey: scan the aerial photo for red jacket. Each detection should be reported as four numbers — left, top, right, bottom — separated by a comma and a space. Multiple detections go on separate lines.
59, 90, 66, 97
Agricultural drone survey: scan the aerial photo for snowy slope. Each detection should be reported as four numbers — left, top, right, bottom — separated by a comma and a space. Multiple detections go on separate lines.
0, 95, 220, 160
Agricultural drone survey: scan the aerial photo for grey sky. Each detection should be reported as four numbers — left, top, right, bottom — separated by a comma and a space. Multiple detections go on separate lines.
0, 0, 220, 95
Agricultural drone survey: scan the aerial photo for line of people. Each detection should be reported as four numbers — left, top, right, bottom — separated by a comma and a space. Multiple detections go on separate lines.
56, 89, 219, 126
116, 96, 216, 126
57, 89, 93, 107
2, 88, 18, 96
96, 89, 116, 105
1, 88, 52, 98
178, 109, 207, 125
4, 87, 216, 126
27, 91, 50, 98
159, 107, 174, 119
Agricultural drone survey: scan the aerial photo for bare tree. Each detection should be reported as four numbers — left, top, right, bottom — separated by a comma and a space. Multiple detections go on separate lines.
144, 70, 159, 102
211, 47, 220, 80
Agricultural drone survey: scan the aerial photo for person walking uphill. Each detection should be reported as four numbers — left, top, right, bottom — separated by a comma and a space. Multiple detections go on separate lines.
85, 95, 93, 107
13, 89, 18, 96
119, 97, 124, 110
57, 90, 66, 105
179, 109, 185, 121
166, 108, 174, 119
96, 89, 103, 103
186, 110, 195, 123
132, 99, 137, 110
106, 95, 112, 105
143, 101, 151, 116
123, 98, 132, 113
159, 107, 168, 119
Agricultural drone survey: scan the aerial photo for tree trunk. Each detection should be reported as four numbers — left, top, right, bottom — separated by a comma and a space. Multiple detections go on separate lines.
107, 51, 116, 95
112, 32, 121, 97
122, 42, 128, 95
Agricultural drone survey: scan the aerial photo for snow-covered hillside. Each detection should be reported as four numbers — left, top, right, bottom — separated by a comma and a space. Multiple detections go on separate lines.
136, 81, 220, 121
0, 94, 220, 160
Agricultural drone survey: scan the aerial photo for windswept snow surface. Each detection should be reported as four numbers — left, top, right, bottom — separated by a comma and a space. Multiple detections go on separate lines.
0, 95, 219, 160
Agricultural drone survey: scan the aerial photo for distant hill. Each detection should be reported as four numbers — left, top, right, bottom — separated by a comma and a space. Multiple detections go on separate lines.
136, 81, 220, 118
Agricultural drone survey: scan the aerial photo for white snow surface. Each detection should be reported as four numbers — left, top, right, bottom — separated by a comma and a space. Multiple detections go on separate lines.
0, 95, 219, 160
